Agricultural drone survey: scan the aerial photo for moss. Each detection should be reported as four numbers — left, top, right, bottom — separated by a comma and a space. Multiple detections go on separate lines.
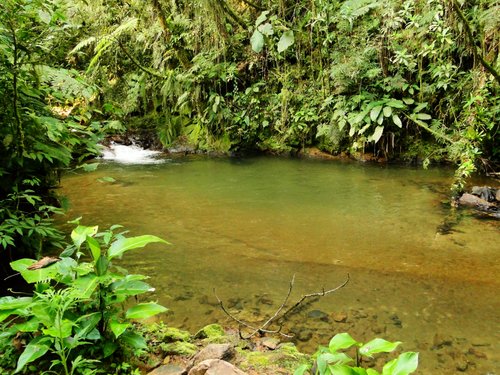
161, 327, 191, 342
159, 341, 198, 356
194, 324, 225, 339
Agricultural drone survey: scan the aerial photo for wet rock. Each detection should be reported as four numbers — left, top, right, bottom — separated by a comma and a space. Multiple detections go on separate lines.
371, 325, 386, 335
389, 314, 402, 328
194, 324, 225, 340
190, 344, 235, 367
471, 186, 497, 202
257, 296, 273, 306
307, 310, 329, 322
295, 329, 313, 342
187, 359, 247, 375
331, 311, 348, 323
433, 334, 453, 349
455, 355, 468, 372
147, 364, 185, 375
496, 190, 500, 202
468, 347, 487, 359
458, 193, 495, 208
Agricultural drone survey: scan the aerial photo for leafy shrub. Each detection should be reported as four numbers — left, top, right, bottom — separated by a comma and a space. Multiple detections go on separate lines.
0, 222, 169, 374
295, 332, 418, 375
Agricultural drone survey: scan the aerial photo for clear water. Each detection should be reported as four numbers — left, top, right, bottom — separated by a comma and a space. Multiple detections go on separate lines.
59, 156, 500, 374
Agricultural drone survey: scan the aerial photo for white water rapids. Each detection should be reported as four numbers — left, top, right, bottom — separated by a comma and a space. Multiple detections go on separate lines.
100, 143, 165, 164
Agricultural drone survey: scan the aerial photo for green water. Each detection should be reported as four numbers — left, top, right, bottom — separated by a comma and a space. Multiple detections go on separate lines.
60, 156, 499, 374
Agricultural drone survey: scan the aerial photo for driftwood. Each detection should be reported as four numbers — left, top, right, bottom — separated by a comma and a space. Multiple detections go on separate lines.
215, 274, 350, 339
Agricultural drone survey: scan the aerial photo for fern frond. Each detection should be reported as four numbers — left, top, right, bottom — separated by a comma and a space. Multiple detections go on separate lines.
69, 36, 96, 55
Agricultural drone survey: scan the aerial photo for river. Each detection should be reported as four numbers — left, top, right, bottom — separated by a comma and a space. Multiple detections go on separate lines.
59, 153, 499, 374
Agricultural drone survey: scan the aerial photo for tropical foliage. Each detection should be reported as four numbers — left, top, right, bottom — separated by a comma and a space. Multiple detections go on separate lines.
0, 223, 168, 374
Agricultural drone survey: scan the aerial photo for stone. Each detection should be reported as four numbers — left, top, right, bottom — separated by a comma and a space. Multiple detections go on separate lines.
188, 359, 247, 375
371, 325, 385, 335
307, 310, 329, 322
468, 347, 487, 359
295, 329, 313, 342
389, 314, 402, 328
331, 311, 348, 323
262, 337, 280, 350
191, 344, 235, 367
433, 334, 453, 349
147, 364, 185, 375
458, 193, 494, 208
496, 189, 500, 202
194, 324, 225, 339
471, 186, 496, 201
455, 355, 468, 372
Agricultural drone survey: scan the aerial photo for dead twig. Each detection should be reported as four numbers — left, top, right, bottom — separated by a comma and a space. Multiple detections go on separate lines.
214, 273, 350, 339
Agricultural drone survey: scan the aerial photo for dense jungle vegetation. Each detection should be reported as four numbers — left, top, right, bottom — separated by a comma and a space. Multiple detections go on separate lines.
0, 0, 498, 373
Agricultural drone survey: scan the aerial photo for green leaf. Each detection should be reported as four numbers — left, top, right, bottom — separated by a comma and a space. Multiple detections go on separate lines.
10, 259, 59, 284
416, 113, 431, 120
370, 106, 383, 122
108, 235, 169, 260
109, 318, 130, 339
97, 176, 116, 183
75, 312, 101, 340
277, 30, 295, 53
383, 106, 392, 117
255, 10, 269, 26
372, 126, 384, 143
327, 364, 356, 374
329, 333, 359, 352
103, 340, 118, 358
385, 99, 406, 109
42, 319, 73, 338
71, 225, 98, 249
402, 97, 414, 105
0, 296, 32, 310
126, 302, 167, 320
81, 163, 99, 172
382, 352, 419, 375
72, 274, 99, 298
13, 318, 40, 333
293, 364, 310, 375
360, 338, 401, 357
392, 114, 402, 128
15, 336, 52, 373
111, 278, 152, 297
258, 23, 274, 36
251, 30, 265, 53
86, 236, 101, 262
120, 331, 147, 350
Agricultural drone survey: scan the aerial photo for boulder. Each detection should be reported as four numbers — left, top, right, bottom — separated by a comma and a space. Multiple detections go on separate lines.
458, 193, 494, 208
471, 186, 496, 202
147, 364, 185, 375
190, 344, 235, 367
187, 359, 247, 375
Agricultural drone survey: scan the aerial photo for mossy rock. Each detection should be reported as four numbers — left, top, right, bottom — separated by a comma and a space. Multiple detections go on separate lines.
160, 341, 198, 356
161, 327, 191, 342
194, 324, 225, 339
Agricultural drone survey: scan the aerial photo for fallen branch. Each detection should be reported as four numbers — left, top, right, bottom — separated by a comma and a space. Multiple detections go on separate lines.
214, 273, 350, 339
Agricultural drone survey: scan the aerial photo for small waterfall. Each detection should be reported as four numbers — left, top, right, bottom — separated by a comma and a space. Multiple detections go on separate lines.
100, 143, 165, 164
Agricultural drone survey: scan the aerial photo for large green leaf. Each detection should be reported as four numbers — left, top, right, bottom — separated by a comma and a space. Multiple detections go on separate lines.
360, 338, 401, 357
382, 352, 419, 375
329, 333, 359, 352
86, 236, 101, 262
71, 225, 98, 249
125, 302, 167, 320
120, 331, 147, 350
109, 318, 130, 339
15, 336, 52, 373
392, 114, 402, 128
251, 30, 265, 53
10, 259, 59, 284
0, 296, 32, 310
255, 10, 269, 26
277, 30, 294, 53
72, 274, 99, 298
111, 278, 152, 297
372, 126, 384, 143
370, 106, 383, 122
42, 319, 73, 338
108, 235, 169, 260
258, 22, 274, 36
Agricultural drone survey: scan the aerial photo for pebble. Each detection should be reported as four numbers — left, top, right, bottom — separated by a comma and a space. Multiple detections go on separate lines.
331, 311, 348, 323
468, 347, 487, 359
